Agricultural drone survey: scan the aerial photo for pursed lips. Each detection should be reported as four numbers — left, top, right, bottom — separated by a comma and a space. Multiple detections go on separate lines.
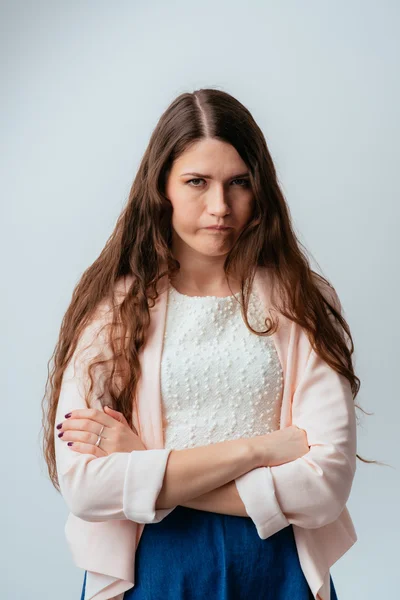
204, 226, 232, 230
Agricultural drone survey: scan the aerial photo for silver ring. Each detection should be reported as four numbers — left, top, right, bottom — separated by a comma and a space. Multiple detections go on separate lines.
95, 425, 105, 447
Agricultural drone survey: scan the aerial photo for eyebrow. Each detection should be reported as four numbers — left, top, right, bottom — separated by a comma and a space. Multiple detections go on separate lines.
180, 171, 250, 179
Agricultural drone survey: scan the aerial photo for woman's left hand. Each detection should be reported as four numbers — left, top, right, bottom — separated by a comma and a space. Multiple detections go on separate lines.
56, 406, 146, 457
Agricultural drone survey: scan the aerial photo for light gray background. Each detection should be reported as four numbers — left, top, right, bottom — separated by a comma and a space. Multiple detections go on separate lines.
2, 1, 398, 598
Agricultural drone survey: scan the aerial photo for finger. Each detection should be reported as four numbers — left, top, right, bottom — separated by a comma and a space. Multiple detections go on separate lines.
104, 406, 138, 434
104, 406, 127, 424
60, 408, 114, 433
59, 429, 108, 448
59, 417, 112, 438
63, 408, 114, 428
66, 441, 107, 458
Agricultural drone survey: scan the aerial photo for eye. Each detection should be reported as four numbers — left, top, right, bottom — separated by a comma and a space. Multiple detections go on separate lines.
186, 178, 205, 187
231, 178, 250, 187
186, 178, 250, 187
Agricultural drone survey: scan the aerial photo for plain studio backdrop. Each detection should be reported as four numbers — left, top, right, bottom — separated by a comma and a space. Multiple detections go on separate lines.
1, 1, 398, 598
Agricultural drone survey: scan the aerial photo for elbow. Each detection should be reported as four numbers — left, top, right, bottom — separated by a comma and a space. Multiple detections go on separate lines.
58, 458, 127, 522
67, 493, 100, 522
60, 476, 98, 522
62, 483, 121, 522
302, 498, 347, 529
300, 462, 355, 529
70, 503, 96, 522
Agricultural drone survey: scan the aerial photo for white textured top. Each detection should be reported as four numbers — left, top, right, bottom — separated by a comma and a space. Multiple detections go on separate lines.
160, 281, 284, 450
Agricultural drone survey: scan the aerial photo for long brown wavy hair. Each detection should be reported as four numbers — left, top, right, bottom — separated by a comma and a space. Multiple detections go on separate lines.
41, 87, 378, 493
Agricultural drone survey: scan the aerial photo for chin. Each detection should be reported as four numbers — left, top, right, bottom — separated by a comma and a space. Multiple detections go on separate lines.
173, 231, 234, 257
196, 246, 232, 257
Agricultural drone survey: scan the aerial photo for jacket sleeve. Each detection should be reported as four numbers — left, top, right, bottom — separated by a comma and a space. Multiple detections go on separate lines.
55, 308, 176, 524
234, 291, 357, 539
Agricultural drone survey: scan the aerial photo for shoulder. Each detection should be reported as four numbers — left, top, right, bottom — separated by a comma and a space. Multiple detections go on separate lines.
311, 271, 342, 314
78, 275, 136, 344
91, 274, 135, 319
114, 274, 136, 298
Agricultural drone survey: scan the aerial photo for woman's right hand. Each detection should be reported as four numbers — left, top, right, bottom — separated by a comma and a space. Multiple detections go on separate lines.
250, 425, 310, 468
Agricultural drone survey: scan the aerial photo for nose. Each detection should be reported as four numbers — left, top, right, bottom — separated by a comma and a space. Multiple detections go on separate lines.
207, 187, 231, 217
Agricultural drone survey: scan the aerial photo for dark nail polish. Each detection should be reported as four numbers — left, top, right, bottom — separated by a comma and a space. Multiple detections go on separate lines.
58, 432, 64, 438
67, 442, 73, 446
65, 413, 71, 418
56, 423, 62, 430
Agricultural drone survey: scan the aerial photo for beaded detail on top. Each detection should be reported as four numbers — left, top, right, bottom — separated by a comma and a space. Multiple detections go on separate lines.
160, 281, 284, 450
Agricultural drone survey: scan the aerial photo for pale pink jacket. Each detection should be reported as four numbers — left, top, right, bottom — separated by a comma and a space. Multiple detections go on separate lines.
55, 266, 358, 600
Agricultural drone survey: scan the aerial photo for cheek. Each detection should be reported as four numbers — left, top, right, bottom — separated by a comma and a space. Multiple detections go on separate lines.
243, 196, 256, 218
236, 199, 254, 223
171, 202, 200, 229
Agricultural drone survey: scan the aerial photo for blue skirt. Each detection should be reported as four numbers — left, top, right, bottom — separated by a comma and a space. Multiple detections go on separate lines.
80, 505, 338, 599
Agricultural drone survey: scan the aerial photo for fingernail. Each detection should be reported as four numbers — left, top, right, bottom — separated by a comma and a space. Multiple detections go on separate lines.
65, 413, 71, 418
67, 442, 73, 446
58, 432, 64, 438
56, 423, 62, 430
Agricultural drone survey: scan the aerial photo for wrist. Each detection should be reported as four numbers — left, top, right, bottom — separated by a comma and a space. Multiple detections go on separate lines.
245, 434, 274, 469
242, 437, 265, 470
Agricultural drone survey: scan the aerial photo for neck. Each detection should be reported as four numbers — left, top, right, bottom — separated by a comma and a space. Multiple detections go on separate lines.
169, 258, 241, 296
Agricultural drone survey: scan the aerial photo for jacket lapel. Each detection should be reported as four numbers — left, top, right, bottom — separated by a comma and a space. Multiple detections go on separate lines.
133, 272, 169, 450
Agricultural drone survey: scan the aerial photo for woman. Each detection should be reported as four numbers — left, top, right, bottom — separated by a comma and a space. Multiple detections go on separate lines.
42, 88, 364, 600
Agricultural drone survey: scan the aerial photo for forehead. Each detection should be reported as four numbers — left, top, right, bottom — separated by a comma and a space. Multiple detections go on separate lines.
171, 138, 247, 175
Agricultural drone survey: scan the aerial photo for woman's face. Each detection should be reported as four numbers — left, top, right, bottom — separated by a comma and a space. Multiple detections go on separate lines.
165, 138, 255, 260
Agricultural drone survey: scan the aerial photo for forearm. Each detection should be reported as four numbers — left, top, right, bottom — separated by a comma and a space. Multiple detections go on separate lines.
180, 480, 249, 517
155, 438, 256, 509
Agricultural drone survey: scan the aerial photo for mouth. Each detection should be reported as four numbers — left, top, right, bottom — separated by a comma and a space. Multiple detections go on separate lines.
204, 226, 232, 231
